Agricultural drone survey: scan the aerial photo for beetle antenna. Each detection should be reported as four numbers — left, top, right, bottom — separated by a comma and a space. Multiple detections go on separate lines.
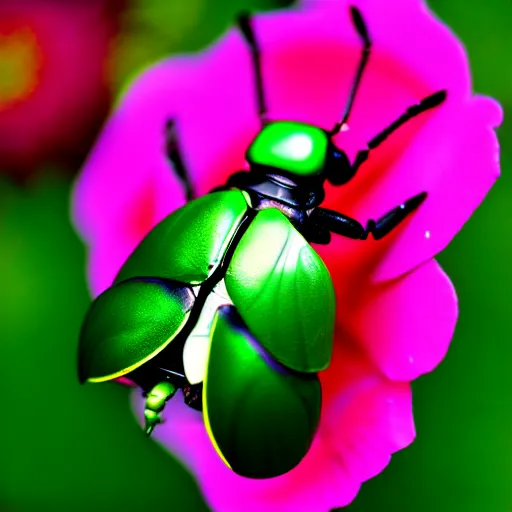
330, 6, 371, 136
238, 13, 268, 125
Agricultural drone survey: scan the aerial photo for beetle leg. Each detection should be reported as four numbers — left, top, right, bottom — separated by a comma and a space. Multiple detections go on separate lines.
183, 383, 203, 411
341, 91, 446, 182
311, 191, 426, 241
144, 381, 177, 436
330, 6, 371, 134
309, 207, 365, 239
237, 13, 268, 125
165, 119, 196, 202
362, 192, 427, 240
300, 220, 332, 245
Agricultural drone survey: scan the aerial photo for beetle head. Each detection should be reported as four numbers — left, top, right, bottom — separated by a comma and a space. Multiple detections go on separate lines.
246, 120, 353, 187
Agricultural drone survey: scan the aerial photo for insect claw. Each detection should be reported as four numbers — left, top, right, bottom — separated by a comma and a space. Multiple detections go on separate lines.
349, 6, 371, 47
144, 408, 162, 436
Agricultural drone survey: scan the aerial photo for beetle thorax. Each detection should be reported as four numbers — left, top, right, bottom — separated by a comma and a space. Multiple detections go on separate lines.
247, 121, 329, 178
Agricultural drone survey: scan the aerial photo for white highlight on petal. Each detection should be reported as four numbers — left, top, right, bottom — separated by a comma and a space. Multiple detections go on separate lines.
425, 230, 431, 239
272, 133, 313, 161
183, 279, 233, 385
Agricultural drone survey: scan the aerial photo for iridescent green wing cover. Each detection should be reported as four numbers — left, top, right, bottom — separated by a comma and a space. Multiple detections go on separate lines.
78, 278, 195, 383
203, 306, 321, 479
225, 208, 335, 372
115, 190, 248, 284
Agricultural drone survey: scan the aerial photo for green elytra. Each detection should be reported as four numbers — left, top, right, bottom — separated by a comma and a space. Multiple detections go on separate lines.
78, 6, 446, 479
79, 189, 333, 477
79, 189, 334, 384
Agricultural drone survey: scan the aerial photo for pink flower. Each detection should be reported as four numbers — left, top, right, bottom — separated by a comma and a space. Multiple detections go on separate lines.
72, 0, 502, 511
0, 0, 123, 180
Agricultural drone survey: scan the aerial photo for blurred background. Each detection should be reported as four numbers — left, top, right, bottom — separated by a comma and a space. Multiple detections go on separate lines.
0, 0, 510, 511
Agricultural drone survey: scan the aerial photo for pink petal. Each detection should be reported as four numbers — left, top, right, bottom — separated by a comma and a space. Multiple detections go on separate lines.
372, 95, 502, 282
324, 377, 414, 482
348, 259, 458, 381
80, 170, 182, 296
319, 340, 415, 484
72, 59, 194, 254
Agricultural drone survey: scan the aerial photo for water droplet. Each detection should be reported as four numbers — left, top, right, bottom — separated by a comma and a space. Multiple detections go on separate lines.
341, 123, 350, 132
408, 355, 414, 364
425, 230, 431, 239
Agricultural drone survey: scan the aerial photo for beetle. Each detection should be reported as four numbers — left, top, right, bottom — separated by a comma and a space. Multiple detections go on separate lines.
78, 6, 446, 480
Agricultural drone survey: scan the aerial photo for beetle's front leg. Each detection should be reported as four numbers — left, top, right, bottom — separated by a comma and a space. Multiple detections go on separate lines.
310, 192, 426, 241
307, 208, 365, 240
362, 192, 427, 240
144, 381, 177, 436
300, 219, 332, 245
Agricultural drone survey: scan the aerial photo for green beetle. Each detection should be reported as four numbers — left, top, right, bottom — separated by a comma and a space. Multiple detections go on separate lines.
78, 6, 446, 479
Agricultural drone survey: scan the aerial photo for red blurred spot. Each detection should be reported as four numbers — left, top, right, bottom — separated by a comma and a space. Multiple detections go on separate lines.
121, 178, 159, 248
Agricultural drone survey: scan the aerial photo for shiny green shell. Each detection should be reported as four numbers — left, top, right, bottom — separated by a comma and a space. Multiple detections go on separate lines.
225, 208, 335, 372
78, 278, 195, 383
246, 121, 329, 177
203, 305, 321, 478
115, 190, 248, 284
79, 189, 335, 382
79, 190, 248, 383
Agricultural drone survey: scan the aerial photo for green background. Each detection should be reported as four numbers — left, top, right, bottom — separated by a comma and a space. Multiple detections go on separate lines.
1, 0, 510, 511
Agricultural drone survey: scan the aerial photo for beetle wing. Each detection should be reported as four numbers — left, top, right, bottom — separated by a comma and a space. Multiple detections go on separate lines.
203, 305, 321, 479
78, 278, 195, 383
115, 190, 248, 285
225, 208, 335, 372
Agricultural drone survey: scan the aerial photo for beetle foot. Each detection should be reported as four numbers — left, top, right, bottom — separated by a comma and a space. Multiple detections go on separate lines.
143, 381, 177, 436
144, 409, 162, 436
183, 383, 203, 411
